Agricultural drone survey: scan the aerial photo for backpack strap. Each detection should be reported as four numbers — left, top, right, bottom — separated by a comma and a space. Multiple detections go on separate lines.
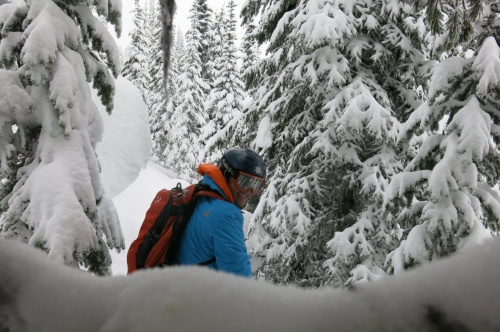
135, 184, 179, 269
194, 183, 227, 201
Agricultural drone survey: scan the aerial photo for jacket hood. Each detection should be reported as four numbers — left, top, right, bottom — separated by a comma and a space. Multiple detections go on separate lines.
197, 164, 234, 203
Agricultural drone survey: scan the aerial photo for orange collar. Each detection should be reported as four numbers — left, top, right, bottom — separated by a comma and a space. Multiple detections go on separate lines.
197, 164, 234, 203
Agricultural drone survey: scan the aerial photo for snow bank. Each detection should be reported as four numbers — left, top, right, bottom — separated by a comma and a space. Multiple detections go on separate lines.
1, 237, 499, 331
93, 76, 151, 199
110, 162, 190, 275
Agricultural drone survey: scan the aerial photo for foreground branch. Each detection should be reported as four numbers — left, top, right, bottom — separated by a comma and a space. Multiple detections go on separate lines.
0, 238, 499, 331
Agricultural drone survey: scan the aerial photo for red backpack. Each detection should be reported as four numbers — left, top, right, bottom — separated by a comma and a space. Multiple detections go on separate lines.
127, 182, 225, 274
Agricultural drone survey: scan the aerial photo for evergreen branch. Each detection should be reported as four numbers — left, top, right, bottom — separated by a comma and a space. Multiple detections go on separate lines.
426, 0, 444, 35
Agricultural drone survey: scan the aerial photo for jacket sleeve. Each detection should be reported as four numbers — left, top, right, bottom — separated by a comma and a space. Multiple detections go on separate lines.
211, 211, 252, 278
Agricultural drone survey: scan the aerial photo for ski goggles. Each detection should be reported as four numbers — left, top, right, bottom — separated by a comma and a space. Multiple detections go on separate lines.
231, 171, 265, 194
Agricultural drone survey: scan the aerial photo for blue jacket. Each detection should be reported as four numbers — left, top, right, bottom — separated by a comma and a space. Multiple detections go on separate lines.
176, 165, 252, 277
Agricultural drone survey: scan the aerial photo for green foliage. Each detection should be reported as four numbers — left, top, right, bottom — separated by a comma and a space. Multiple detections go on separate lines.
92, 68, 115, 114
83, 242, 111, 276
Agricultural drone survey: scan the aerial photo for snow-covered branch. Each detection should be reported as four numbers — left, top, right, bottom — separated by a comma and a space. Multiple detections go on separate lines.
1, 237, 500, 331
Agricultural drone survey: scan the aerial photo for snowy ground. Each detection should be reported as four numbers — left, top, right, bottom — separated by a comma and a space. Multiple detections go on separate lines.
109, 162, 189, 275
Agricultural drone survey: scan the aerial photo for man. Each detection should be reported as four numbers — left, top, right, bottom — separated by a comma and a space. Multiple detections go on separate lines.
176, 148, 266, 278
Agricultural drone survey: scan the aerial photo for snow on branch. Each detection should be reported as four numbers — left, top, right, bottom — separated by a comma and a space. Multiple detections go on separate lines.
0, 69, 33, 170
397, 102, 433, 143
1, 237, 500, 331
69, 4, 121, 76
293, 1, 356, 50
447, 96, 492, 161
475, 182, 500, 225
21, 0, 80, 85
384, 170, 430, 205
473, 36, 500, 96
428, 56, 470, 102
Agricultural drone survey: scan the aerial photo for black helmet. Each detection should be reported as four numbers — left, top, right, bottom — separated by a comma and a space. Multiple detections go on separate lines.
219, 148, 267, 181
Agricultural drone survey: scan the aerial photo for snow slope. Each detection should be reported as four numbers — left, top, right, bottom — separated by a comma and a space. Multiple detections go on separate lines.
1, 236, 499, 331
109, 162, 190, 275
94, 76, 151, 199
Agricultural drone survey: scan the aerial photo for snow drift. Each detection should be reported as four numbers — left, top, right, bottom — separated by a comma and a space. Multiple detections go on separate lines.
94, 76, 151, 199
0, 237, 499, 332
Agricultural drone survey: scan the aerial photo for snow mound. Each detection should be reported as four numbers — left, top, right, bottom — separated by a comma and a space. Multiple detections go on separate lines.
1, 237, 499, 331
93, 76, 151, 199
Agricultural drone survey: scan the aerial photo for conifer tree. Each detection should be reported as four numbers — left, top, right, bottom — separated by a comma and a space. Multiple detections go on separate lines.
147, 0, 165, 145
122, 0, 150, 104
0, 0, 124, 275
202, 1, 245, 164
242, 0, 431, 287
162, 7, 208, 180
148, 0, 165, 159
240, 20, 260, 92
229, 18, 261, 152
164, 27, 183, 103
206, 7, 225, 81
199, 7, 225, 158
152, 29, 184, 164
385, 1, 500, 272
191, 0, 214, 88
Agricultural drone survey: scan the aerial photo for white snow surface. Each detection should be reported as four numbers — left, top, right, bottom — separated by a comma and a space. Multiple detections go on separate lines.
253, 114, 273, 149
94, 76, 151, 199
473, 36, 500, 96
1, 235, 500, 331
109, 162, 189, 275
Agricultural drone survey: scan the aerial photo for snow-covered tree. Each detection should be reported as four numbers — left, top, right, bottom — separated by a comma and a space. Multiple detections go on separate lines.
206, 7, 225, 85
147, 0, 165, 135
242, 0, 433, 287
240, 20, 260, 92
163, 27, 183, 104
385, 1, 500, 272
151, 28, 184, 164
121, 0, 150, 103
198, 6, 224, 162
0, 0, 124, 275
191, 0, 214, 88
202, 1, 245, 164
229, 18, 262, 151
161, 8, 208, 180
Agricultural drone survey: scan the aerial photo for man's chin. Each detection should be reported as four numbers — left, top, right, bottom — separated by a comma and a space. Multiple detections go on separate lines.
235, 197, 250, 209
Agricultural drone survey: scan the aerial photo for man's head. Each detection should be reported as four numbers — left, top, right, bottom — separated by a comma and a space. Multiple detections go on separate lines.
219, 148, 266, 208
